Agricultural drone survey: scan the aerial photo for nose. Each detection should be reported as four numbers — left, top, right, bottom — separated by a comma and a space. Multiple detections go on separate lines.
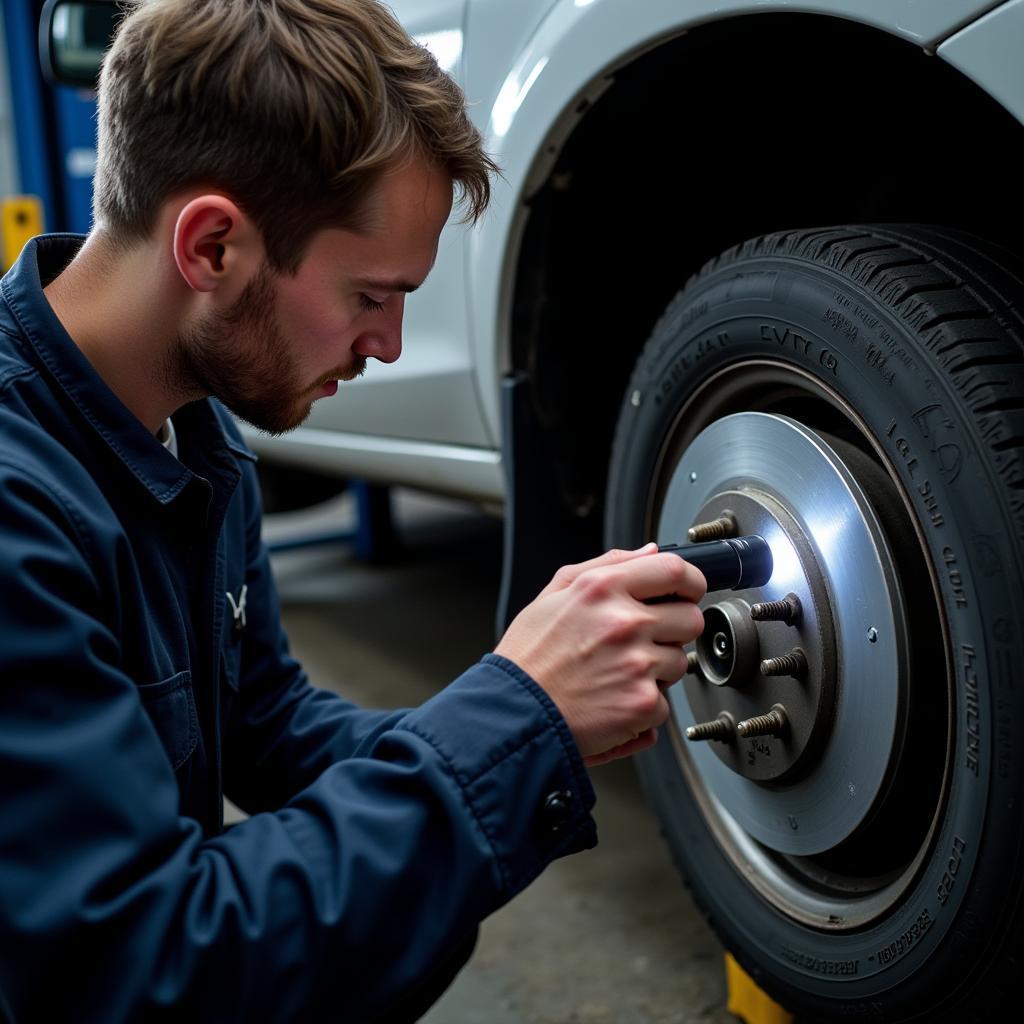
353, 302, 404, 364
353, 332, 402, 364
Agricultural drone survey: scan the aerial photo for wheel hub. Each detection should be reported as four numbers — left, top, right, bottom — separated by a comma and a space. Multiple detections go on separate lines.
658, 412, 909, 856
685, 487, 837, 784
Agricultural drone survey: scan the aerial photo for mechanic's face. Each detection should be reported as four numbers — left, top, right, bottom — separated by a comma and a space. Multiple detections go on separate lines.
175, 158, 453, 434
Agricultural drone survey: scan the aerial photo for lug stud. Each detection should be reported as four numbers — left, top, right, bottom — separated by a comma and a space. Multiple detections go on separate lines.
760, 648, 807, 678
686, 712, 736, 743
687, 511, 737, 543
685, 650, 700, 675
736, 704, 788, 739
750, 593, 802, 625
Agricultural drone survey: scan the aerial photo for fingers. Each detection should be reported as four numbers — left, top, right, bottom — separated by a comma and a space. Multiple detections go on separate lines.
622, 680, 671, 742
570, 552, 706, 605
541, 543, 657, 595
544, 547, 706, 607
649, 601, 705, 646
584, 727, 660, 768
649, 640, 690, 685
624, 552, 708, 603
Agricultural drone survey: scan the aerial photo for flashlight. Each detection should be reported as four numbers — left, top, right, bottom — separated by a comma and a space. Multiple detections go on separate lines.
657, 536, 773, 593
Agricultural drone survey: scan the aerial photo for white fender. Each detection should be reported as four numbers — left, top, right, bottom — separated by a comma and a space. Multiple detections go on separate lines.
466, 0, 1009, 443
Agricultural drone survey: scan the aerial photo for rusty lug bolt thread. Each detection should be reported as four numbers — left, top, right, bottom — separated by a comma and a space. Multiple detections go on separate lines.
750, 592, 802, 625
686, 712, 736, 743
687, 511, 737, 543
760, 648, 807, 678
736, 704, 789, 739
685, 650, 700, 675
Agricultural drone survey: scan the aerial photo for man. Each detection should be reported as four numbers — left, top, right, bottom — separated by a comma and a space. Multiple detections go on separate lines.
0, 0, 705, 1020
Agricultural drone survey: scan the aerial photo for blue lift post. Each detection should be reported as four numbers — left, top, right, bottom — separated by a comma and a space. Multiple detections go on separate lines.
3, 0, 59, 229
265, 481, 396, 563
4, 0, 105, 233
49, 81, 98, 231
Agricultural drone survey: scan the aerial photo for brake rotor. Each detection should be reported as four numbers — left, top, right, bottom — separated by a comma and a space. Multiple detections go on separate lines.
682, 487, 837, 784
656, 412, 910, 856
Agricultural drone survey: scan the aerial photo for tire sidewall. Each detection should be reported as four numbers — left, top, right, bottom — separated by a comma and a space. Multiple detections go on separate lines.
607, 255, 1024, 1016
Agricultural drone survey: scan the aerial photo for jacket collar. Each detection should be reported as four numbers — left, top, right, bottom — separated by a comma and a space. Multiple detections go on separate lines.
1, 234, 255, 505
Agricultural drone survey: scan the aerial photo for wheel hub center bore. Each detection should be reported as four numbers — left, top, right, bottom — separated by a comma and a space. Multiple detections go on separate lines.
683, 488, 837, 784
697, 600, 759, 685
656, 412, 908, 856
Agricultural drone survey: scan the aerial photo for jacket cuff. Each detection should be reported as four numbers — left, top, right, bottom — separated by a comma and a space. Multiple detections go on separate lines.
395, 654, 597, 900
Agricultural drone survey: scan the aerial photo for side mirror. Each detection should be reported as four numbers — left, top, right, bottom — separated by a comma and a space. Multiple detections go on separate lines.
39, 0, 123, 89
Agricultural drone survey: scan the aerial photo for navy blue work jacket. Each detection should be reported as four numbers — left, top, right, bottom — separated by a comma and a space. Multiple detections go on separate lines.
0, 236, 597, 1022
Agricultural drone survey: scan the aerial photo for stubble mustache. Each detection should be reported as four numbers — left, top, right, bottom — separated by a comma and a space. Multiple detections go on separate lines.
317, 355, 368, 387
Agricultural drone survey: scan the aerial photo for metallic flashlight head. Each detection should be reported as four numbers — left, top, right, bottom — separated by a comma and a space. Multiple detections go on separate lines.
658, 536, 773, 593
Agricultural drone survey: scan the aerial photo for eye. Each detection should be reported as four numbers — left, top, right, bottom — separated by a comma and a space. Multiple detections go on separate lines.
359, 294, 386, 314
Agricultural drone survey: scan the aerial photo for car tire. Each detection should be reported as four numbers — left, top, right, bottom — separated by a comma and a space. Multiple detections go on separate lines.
605, 225, 1024, 1021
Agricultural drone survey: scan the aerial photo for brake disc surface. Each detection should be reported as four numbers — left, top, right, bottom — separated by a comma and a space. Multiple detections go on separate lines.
657, 412, 908, 855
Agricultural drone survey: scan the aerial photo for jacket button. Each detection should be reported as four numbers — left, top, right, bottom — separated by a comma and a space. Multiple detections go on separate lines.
540, 789, 573, 833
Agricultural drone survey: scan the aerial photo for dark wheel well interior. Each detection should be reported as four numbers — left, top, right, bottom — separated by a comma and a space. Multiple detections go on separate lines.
509, 11, 1024, 551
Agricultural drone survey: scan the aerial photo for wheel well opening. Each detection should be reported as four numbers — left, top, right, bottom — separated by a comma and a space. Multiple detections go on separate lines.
510, 11, 1024, 544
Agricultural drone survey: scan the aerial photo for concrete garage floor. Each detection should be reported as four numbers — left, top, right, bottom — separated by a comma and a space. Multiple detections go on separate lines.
263, 489, 738, 1024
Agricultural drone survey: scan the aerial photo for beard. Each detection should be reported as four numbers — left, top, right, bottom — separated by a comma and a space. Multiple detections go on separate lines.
167, 265, 365, 435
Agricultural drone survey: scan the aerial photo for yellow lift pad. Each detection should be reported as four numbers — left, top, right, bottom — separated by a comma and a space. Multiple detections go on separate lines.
2, 195, 45, 273
725, 953, 794, 1024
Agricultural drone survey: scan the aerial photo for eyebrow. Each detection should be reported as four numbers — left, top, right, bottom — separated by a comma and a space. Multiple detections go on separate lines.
352, 276, 423, 294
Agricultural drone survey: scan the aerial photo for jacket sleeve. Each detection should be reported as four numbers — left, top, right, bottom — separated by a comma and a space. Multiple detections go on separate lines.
222, 457, 409, 813
0, 465, 598, 1022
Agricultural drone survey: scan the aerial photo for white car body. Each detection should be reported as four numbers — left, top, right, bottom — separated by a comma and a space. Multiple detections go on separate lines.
240, 0, 1024, 506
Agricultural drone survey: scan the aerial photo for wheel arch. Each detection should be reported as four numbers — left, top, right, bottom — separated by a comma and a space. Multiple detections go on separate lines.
487, 9, 1024, 563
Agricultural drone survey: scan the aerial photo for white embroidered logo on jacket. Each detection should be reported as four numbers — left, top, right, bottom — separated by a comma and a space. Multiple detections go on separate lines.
226, 585, 248, 632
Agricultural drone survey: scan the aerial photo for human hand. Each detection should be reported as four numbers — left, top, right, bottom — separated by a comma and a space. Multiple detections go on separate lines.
494, 545, 706, 768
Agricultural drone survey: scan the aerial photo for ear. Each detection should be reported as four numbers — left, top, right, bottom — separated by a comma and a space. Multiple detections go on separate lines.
171, 194, 263, 296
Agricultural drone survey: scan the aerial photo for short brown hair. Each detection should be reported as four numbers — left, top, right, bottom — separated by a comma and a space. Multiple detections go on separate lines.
93, 0, 497, 272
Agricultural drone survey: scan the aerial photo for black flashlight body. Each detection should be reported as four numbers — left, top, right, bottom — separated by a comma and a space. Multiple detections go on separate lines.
658, 536, 773, 593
